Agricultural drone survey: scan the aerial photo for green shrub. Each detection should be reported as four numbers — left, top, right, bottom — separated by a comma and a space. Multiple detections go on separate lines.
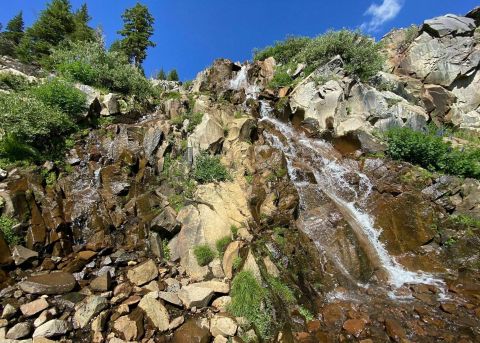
50, 39, 153, 99
216, 236, 231, 256
385, 127, 480, 179
193, 244, 216, 266
187, 112, 204, 132
0, 73, 31, 91
162, 239, 171, 260
230, 224, 239, 238
268, 69, 294, 89
31, 79, 86, 117
450, 214, 480, 229
0, 216, 20, 246
255, 30, 384, 82
232, 256, 243, 271
0, 92, 75, 155
193, 153, 230, 184
298, 306, 314, 321
228, 271, 273, 338
254, 36, 310, 64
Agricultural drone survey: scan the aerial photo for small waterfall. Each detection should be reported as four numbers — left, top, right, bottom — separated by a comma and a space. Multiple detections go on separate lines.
230, 65, 260, 99
259, 101, 444, 290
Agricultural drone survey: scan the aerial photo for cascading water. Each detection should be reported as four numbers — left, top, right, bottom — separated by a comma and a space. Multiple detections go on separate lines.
230, 65, 260, 99
259, 101, 445, 292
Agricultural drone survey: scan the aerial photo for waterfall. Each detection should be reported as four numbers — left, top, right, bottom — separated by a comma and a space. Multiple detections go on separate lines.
259, 101, 445, 290
230, 65, 260, 99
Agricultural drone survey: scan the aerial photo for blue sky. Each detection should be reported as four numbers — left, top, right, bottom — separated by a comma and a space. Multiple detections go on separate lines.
0, 0, 478, 80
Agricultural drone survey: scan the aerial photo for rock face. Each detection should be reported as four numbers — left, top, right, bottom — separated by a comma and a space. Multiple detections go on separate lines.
19, 272, 76, 295
423, 14, 476, 37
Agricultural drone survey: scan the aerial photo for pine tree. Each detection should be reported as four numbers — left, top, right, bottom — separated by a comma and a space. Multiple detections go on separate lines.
17, 0, 75, 62
0, 12, 24, 57
117, 3, 156, 67
156, 68, 166, 80
167, 69, 179, 81
71, 3, 95, 42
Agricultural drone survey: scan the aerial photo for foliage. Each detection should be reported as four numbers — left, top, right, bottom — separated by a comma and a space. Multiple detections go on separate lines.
298, 306, 314, 321
216, 236, 232, 256
0, 73, 31, 91
255, 29, 384, 82
0, 11, 24, 57
385, 127, 480, 179
193, 153, 230, 184
30, 78, 86, 117
230, 224, 239, 238
268, 69, 294, 89
0, 216, 20, 246
162, 239, 171, 260
268, 277, 296, 305
398, 25, 418, 51
254, 36, 310, 64
232, 256, 243, 271
228, 271, 273, 339
167, 69, 179, 81
70, 3, 95, 42
50, 38, 153, 98
187, 112, 203, 132
117, 3, 155, 66
17, 0, 76, 63
162, 154, 196, 211
450, 214, 480, 229
193, 244, 216, 266
156, 69, 166, 80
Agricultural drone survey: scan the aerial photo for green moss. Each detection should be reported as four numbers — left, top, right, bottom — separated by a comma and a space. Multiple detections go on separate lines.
193, 244, 216, 266
298, 306, 314, 321
267, 277, 295, 305
162, 239, 171, 260
216, 236, 232, 256
450, 214, 480, 229
0, 216, 20, 246
228, 271, 273, 339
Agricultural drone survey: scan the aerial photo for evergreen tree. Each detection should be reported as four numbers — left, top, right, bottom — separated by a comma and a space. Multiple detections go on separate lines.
0, 12, 24, 57
71, 3, 95, 42
156, 68, 166, 80
117, 3, 156, 67
17, 0, 75, 62
167, 69, 179, 81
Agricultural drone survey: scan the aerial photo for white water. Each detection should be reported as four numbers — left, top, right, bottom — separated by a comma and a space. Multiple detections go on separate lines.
259, 101, 445, 289
229, 65, 261, 99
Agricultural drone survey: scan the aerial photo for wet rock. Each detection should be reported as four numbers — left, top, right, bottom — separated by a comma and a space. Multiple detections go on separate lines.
384, 318, 407, 342
20, 298, 49, 317
0, 231, 12, 265
342, 319, 365, 338
178, 285, 214, 309
172, 319, 211, 343
113, 310, 144, 341
90, 273, 112, 292
73, 295, 108, 329
33, 320, 71, 338
6, 322, 31, 340
19, 272, 77, 295
210, 314, 237, 337
138, 294, 169, 331
12, 245, 38, 265
126, 259, 158, 286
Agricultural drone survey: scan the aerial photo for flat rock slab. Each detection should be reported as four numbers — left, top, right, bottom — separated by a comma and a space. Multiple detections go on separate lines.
424, 14, 476, 37
20, 272, 76, 295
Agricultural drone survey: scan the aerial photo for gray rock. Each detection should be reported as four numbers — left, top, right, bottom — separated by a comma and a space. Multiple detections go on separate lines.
423, 14, 476, 37
178, 285, 214, 309
6, 322, 31, 339
19, 272, 76, 295
138, 294, 170, 331
158, 291, 182, 306
100, 93, 120, 116
73, 296, 108, 329
210, 314, 237, 337
12, 245, 38, 265
33, 319, 71, 338
20, 298, 49, 317
1, 304, 17, 319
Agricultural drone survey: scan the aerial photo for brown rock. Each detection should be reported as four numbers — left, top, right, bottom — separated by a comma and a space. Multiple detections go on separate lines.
343, 319, 365, 337
172, 319, 211, 343
90, 273, 112, 292
127, 259, 158, 286
113, 309, 144, 341
0, 231, 12, 265
19, 272, 77, 295
222, 241, 242, 279
20, 298, 49, 317
384, 318, 407, 342
440, 303, 457, 314
78, 250, 97, 261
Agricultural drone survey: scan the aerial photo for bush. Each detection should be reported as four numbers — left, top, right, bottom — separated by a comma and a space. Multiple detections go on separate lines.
255, 29, 384, 82
0, 216, 20, 246
268, 69, 294, 89
216, 236, 231, 256
0, 73, 31, 91
228, 271, 273, 339
0, 92, 75, 154
193, 244, 216, 266
385, 127, 480, 179
31, 79, 86, 117
254, 36, 310, 64
193, 153, 230, 184
50, 38, 153, 99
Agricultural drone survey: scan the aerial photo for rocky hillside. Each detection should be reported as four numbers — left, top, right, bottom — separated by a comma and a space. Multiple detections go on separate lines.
1, 8, 480, 343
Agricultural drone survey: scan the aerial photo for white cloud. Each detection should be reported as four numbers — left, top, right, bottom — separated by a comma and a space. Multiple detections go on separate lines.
361, 0, 404, 32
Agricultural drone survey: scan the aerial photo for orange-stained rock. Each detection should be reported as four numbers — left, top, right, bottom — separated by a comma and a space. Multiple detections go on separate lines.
343, 319, 365, 337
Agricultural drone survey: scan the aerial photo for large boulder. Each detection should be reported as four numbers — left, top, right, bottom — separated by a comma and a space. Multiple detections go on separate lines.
423, 14, 476, 37
188, 113, 225, 156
